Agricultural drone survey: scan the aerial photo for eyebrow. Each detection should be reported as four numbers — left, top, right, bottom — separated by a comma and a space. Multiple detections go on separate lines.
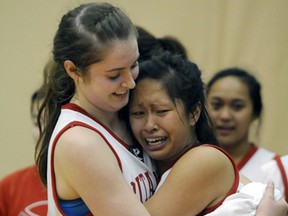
209, 96, 222, 101
130, 102, 173, 108
106, 55, 139, 72
210, 97, 246, 103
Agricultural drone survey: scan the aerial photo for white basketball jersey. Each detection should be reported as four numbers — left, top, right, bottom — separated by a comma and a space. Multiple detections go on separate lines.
258, 155, 288, 201
47, 104, 157, 215
239, 146, 276, 182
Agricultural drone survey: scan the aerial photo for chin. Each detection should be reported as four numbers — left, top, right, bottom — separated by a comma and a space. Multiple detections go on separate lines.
219, 142, 236, 149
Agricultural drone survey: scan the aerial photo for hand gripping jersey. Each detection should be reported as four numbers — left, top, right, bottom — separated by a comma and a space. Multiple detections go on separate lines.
258, 155, 288, 202
47, 103, 158, 216
238, 143, 278, 182
205, 182, 282, 216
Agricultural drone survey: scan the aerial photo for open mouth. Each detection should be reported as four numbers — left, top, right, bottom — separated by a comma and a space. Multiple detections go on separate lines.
113, 90, 127, 96
145, 137, 167, 146
216, 126, 234, 135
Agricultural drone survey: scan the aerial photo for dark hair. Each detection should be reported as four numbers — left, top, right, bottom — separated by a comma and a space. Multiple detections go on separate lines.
35, 2, 137, 185
30, 89, 45, 118
136, 26, 188, 61
129, 51, 217, 145
206, 67, 263, 118
158, 36, 187, 58
31, 90, 39, 115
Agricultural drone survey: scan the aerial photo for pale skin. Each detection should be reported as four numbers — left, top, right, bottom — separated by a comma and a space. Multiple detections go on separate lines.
206, 76, 257, 164
53, 36, 151, 216
257, 182, 288, 216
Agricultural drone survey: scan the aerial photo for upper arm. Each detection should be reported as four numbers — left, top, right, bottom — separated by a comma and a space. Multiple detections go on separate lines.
144, 146, 235, 216
54, 126, 150, 216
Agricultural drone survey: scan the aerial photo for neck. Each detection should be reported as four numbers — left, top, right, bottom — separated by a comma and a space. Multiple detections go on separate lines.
155, 140, 196, 176
71, 97, 134, 145
70, 96, 118, 127
222, 140, 253, 164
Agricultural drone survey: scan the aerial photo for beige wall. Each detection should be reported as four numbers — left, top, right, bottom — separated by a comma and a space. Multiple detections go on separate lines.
1, 0, 288, 178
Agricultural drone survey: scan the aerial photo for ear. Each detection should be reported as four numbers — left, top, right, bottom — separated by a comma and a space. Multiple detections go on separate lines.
189, 103, 201, 126
64, 60, 79, 81
251, 114, 259, 123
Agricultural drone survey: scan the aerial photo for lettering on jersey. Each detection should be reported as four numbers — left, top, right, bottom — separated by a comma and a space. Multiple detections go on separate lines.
130, 171, 157, 202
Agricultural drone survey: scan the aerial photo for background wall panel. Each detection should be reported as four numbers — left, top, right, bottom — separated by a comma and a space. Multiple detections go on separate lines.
1, 0, 287, 178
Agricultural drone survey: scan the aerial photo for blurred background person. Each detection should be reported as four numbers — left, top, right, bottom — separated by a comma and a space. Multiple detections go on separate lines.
0, 90, 47, 216
206, 67, 280, 182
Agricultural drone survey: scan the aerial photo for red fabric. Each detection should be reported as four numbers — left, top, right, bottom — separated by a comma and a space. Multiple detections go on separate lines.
0, 165, 47, 216
198, 144, 240, 215
237, 143, 258, 170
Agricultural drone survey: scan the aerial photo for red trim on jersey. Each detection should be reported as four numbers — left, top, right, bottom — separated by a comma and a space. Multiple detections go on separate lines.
156, 144, 239, 215
50, 121, 123, 215
199, 144, 240, 215
274, 155, 288, 202
62, 103, 130, 150
50, 124, 72, 215
237, 143, 258, 170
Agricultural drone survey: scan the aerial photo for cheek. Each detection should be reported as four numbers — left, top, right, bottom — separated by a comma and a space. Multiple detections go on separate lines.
207, 110, 218, 120
129, 119, 141, 135
236, 113, 255, 129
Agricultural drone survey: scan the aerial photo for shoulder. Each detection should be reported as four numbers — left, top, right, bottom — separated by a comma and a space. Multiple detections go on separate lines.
56, 125, 110, 153
53, 125, 123, 199
149, 144, 237, 214
54, 125, 120, 171
170, 144, 235, 186
172, 144, 236, 195
54, 124, 121, 174
180, 144, 231, 166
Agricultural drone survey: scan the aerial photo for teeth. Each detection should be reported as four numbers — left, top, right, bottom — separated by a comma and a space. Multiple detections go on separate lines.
115, 91, 126, 95
145, 137, 165, 145
146, 138, 162, 142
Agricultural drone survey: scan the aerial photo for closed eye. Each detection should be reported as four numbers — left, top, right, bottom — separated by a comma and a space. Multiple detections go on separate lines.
130, 111, 145, 117
231, 103, 244, 111
108, 74, 120, 80
210, 102, 222, 110
131, 61, 139, 69
157, 110, 169, 115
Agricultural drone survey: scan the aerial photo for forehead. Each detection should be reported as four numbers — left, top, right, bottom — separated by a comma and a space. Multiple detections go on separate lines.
208, 76, 251, 101
92, 36, 139, 69
130, 79, 187, 115
131, 79, 172, 104
89, 35, 139, 71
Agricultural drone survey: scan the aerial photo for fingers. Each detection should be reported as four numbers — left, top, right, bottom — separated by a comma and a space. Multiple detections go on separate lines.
262, 180, 275, 201
277, 198, 288, 216
256, 181, 288, 216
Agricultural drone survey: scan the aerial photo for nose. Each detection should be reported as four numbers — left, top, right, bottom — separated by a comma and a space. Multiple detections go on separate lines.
218, 107, 232, 121
121, 70, 136, 89
144, 114, 158, 133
